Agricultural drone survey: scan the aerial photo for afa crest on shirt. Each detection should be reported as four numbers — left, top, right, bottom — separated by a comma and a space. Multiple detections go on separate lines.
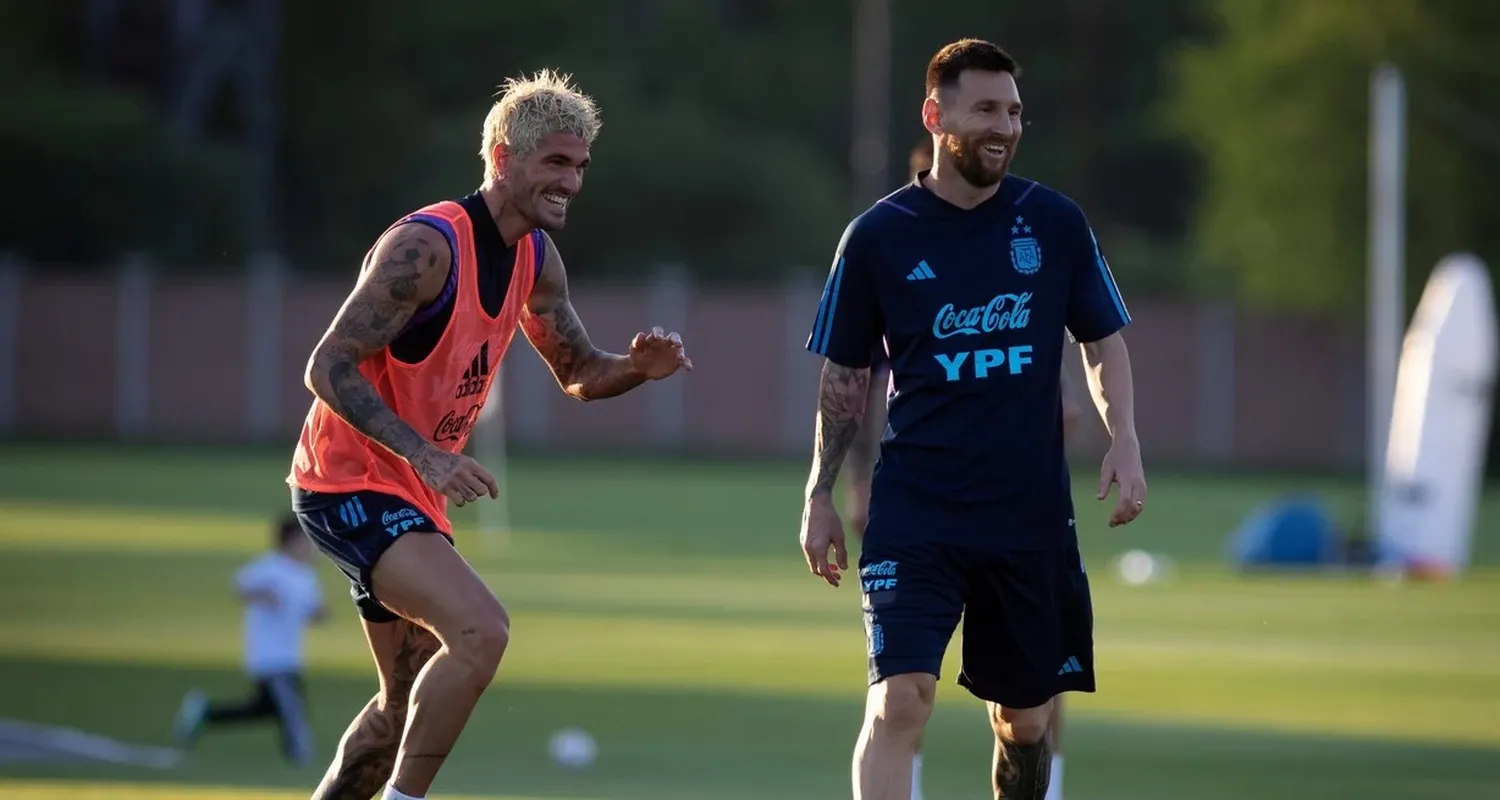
1009, 215, 1042, 275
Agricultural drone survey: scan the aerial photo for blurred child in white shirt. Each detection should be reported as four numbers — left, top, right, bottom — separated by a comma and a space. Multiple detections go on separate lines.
174, 514, 326, 765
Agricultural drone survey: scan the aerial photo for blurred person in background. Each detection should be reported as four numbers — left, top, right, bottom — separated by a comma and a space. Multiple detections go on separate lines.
842, 139, 935, 538
843, 136, 1085, 800
288, 69, 691, 800
174, 514, 326, 766
801, 39, 1144, 799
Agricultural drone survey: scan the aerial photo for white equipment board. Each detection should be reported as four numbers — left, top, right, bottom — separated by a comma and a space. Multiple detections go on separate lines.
1378, 254, 1497, 576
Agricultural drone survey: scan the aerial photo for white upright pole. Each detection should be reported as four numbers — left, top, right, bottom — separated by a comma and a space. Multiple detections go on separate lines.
477, 366, 510, 556
1369, 64, 1407, 544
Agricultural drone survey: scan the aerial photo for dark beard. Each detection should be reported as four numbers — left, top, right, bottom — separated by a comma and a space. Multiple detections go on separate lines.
946, 136, 1007, 188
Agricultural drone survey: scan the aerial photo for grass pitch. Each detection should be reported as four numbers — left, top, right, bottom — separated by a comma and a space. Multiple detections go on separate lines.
0, 443, 1496, 799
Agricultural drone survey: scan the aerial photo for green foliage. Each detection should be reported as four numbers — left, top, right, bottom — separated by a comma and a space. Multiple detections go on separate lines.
4, 0, 1213, 291
0, 71, 245, 267
268, 0, 852, 281
1174, 0, 1500, 314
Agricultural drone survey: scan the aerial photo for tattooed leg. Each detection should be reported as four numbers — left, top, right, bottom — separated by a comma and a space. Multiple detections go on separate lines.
368, 533, 512, 797
990, 701, 1054, 800
312, 619, 439, 800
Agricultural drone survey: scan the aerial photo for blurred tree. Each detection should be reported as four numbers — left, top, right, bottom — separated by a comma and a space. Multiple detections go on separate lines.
273, 0, 851, 282
0, 74, 246, 266
1, 0, 1204, 288
0, 0, 245, 267
1175, 0, 1500, 313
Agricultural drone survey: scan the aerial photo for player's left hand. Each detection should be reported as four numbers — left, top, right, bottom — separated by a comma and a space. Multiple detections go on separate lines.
629, 326, 693, 379
1098, 433, 1146, 527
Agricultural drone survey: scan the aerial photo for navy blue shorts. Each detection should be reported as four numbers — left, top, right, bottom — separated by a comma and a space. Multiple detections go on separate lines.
291, 488, 451, 623
859, 526, 1096, 708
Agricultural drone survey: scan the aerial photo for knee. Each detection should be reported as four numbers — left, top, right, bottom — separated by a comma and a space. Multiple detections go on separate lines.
867, 674, 936, 735
992, 702, 1051, 746
447, 605, 510, 680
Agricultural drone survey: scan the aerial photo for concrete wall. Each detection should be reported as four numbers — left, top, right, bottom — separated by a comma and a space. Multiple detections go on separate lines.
0, 264, 1366, 470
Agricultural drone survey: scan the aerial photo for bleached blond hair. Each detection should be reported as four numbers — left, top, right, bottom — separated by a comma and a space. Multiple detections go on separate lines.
480, 68, 601, 181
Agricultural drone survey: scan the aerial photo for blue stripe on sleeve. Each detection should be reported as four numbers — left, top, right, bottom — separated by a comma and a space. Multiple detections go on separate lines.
529, 229, 547, 281
1089, 229, 1130, 326
809, 257, 847, 355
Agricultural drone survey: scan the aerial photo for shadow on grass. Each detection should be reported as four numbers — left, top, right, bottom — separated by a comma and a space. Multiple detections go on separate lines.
0, 656, 1496, 800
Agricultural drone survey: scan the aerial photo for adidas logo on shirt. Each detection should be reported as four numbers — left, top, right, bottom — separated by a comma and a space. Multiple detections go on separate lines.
454, 341, 490, 400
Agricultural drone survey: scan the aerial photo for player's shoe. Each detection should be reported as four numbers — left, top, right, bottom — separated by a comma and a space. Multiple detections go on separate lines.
173, 689, 208, 745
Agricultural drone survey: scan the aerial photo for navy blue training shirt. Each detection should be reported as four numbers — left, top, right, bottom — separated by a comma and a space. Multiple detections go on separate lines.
806, 172, 1131, 549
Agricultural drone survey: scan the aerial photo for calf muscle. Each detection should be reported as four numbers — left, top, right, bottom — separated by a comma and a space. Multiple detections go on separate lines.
312, 621, 439, 800
311, 695, 398, 800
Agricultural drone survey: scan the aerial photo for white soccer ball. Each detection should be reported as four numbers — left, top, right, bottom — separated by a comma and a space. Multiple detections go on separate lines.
1117, 549, 1162, 586
548, 727, 597, 769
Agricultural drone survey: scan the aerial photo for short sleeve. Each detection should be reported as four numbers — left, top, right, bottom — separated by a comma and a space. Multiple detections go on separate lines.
806, 218, 884, 368
235, 560, 269, 593
1064, 206, 1132, 344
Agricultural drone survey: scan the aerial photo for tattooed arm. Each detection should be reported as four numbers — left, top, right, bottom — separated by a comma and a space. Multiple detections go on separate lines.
304, 223, 448, 467
806, 361, 873, 500
520, 232, 650, 401
798, 360, 870, 587
799, 218, 881, 586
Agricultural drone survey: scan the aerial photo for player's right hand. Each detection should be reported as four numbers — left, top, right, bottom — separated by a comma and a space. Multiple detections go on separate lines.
800, 493, 849, 588
413, 448, 499, 507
